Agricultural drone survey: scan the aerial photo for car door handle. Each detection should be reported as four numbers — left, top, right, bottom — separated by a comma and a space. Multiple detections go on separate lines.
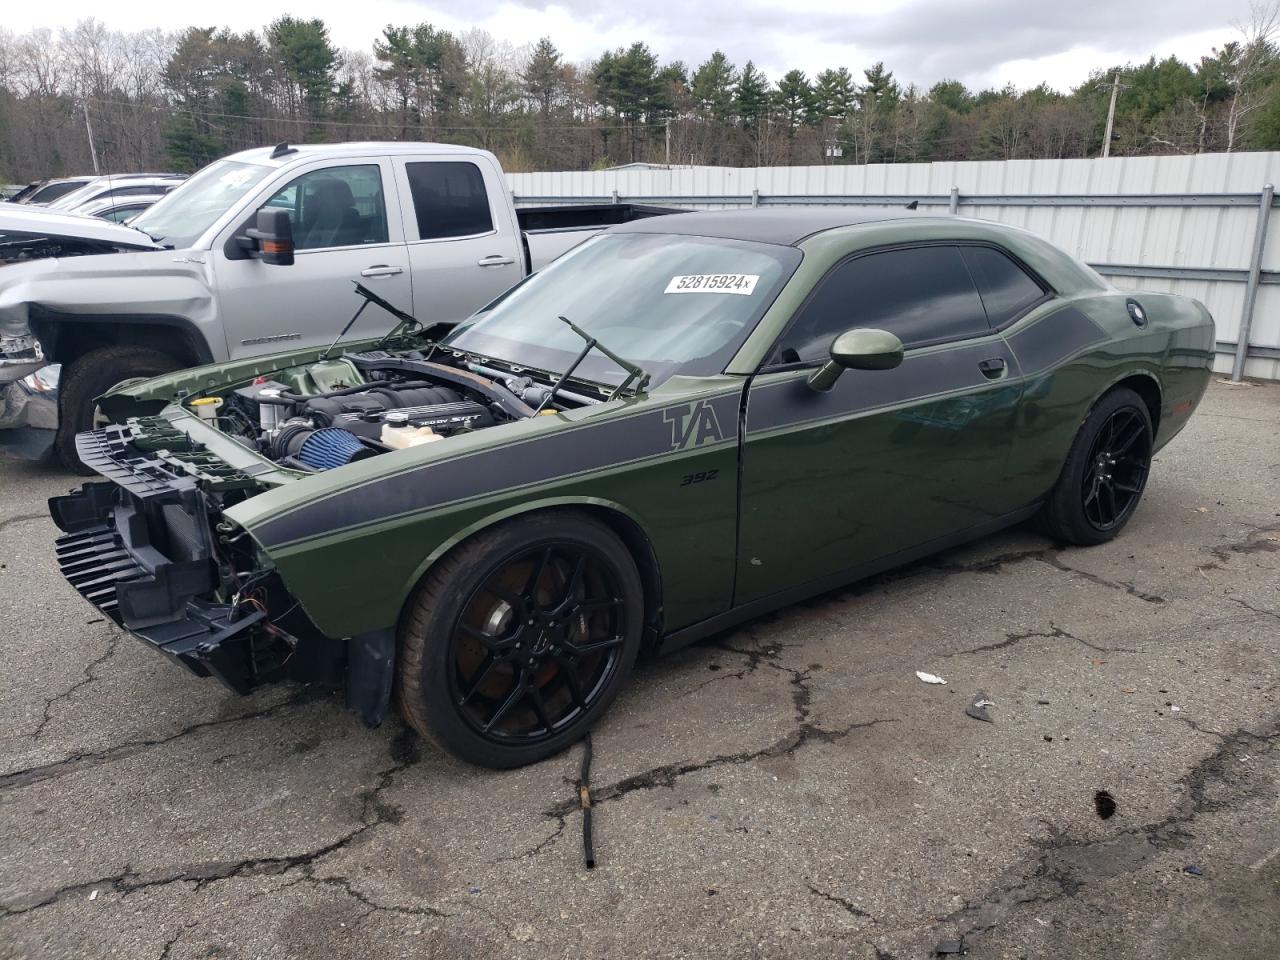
477, 255, 515, 267
978, 357, 1007, 378
360, 265, 403, 278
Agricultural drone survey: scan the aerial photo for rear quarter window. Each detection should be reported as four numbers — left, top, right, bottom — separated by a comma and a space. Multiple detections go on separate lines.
960, 246, 1048, 327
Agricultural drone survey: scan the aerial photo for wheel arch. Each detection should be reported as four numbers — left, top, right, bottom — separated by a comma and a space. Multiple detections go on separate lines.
30, 313, 212, 369
1101, 369, 1162, 437
395, 496, 666, 654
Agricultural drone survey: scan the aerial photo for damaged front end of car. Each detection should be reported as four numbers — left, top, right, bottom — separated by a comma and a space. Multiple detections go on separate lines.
47, 303, 627, 726
48, 417, 357, 706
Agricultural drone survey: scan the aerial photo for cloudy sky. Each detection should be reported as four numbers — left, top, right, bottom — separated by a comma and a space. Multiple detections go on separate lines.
4, 0, 1253, 92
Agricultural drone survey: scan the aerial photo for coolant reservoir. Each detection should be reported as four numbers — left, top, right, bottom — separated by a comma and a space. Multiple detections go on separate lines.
381, 423, 443, 449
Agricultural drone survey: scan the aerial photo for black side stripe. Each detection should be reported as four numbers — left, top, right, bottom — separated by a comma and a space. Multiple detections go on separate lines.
1005, 306, 1106, 377
253, 392, 743, 548
747, 340, 1016, 434
746, 306, 1105, 435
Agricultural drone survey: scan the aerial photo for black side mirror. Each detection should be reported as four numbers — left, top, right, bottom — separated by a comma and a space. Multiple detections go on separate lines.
808, 328, 904, 392
244, 208, 294, 266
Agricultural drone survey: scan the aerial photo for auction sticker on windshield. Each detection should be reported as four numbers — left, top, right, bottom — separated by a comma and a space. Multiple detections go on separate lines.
664, 274, 759, 295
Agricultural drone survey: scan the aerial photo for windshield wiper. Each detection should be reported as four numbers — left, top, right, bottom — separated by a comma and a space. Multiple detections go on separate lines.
130, 226, 167, 246
535, 316, 650, 412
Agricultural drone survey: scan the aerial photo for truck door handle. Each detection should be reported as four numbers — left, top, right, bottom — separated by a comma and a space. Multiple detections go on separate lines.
978, 357, 1007, 379
360, 265, 403, 278
477, 255, 515, 267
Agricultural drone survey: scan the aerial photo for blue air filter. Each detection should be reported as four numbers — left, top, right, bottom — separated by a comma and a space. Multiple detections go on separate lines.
296, 427, 369, 470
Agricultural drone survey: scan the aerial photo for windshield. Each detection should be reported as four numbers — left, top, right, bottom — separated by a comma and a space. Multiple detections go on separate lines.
130, 160, 275, 248
442, 232, 800, 388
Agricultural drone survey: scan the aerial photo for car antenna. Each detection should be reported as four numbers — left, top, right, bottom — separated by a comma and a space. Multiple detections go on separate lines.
270, 142, 298, 160
905, 199, 919, 210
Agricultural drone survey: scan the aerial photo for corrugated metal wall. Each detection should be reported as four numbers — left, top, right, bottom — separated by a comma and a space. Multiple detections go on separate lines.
508, 153, 1280, 380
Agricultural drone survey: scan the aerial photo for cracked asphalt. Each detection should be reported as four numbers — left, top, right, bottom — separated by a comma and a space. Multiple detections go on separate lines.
2, 379, 1278, 960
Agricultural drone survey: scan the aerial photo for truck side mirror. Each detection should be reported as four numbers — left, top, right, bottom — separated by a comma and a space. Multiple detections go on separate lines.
244, 208, 294, 266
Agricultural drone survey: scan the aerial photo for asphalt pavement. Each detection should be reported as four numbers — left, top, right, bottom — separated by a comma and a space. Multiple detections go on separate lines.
1, 379, 1277, 960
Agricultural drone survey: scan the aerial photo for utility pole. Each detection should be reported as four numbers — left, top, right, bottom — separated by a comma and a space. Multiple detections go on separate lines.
82, 102, 100, 174
664, 123, 670, 166
1101, 73, 1122, 159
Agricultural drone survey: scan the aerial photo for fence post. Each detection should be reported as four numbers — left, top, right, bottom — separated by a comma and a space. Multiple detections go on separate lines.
949, 186, 959, 214
751, 189, 760, 208
1232, 182, 1274, 382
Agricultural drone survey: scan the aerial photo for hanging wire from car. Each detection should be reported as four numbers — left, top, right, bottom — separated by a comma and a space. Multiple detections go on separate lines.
579, 732, 596, 869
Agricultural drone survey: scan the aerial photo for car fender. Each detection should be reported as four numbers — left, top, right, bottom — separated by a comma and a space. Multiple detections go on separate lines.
392, 494, 659, 629
0, 249, 223, 361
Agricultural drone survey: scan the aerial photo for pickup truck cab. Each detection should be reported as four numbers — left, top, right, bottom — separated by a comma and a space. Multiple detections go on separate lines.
0, 142, 674, 466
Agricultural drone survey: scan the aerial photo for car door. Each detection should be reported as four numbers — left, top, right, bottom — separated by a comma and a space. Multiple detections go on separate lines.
390, 156, 525, 325
734, 244, 1026, 606
214, 158, 412, 360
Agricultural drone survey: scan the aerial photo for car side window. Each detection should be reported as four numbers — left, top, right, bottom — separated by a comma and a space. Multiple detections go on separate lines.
405, 161, 494, 240
960, 246, 1047, 327
260, 165, 389, 252
771, 245, 989, 364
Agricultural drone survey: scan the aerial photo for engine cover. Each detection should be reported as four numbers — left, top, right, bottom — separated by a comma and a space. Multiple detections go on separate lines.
336, 399, 494, 440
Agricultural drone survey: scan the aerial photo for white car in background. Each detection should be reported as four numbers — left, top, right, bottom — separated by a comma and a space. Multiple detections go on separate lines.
0, 204, 159, 265
45, 174, 186, 212
71, 193, 166, 223
6, 176, 95, 206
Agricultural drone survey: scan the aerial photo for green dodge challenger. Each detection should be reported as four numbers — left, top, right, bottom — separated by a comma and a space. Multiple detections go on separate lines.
50, 210, 1214, 767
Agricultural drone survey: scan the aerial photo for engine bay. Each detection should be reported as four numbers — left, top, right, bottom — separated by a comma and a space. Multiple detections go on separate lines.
199, 347, 605, 472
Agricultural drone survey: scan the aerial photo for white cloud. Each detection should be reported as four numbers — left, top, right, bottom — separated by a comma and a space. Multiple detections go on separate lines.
2, 0, 1254, 92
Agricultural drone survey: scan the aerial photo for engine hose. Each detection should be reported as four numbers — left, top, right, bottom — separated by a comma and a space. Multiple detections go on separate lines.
275, 378, 440, 404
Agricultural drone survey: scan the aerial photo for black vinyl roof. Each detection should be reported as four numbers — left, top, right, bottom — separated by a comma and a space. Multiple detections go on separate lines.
612, 207, 923, 245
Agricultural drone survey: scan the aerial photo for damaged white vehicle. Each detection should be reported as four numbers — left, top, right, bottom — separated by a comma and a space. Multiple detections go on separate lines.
0, 206, 162, 456
0, 141, 675, 466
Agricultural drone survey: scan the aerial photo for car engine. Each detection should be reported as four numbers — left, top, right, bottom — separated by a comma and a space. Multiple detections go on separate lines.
213, 349, 574, 472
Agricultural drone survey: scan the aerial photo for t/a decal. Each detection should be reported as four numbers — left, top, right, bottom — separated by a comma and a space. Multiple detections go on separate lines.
663, 400, 725, 451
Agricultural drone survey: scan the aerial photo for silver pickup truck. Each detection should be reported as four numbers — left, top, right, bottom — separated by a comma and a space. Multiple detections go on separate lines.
0, 141, 675, 465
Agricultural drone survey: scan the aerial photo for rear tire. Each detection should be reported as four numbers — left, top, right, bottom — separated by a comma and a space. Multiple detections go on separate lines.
397, 511, 644, 768
55, 346, 179, 473
1040, 387, 1153, 546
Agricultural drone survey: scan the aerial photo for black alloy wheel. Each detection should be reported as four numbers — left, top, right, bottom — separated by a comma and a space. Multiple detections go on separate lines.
397, 511, 643, 768
1081, 407, 1152, 532
1040, 386, 1154, 546
449, 543, 625, 744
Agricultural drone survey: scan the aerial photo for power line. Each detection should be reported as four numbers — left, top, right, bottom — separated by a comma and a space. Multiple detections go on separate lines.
85, 95, 675, 133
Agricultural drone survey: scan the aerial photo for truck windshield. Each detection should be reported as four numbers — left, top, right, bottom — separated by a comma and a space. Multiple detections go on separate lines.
130, 160, 274, 249
442, 232, 801, 389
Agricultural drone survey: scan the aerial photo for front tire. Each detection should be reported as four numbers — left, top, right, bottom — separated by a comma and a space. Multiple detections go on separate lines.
55, 346, 180, 473
1040, 387, 1154, 546
397, 512, 644, 768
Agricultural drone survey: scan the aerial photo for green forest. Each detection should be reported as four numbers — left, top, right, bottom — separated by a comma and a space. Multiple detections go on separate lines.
2, 13, 1280, 180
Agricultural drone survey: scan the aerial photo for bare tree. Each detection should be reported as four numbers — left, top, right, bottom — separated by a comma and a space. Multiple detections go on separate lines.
1223, 1, 1279, 150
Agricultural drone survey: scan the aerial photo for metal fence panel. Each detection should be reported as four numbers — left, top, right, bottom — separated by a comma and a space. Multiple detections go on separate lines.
508, 152, 1280, 379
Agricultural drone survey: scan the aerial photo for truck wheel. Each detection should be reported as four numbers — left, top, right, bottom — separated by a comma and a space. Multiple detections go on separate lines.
1039, 387, 1154, 546
398, 511, 644, 768
56, 346, 179, 473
